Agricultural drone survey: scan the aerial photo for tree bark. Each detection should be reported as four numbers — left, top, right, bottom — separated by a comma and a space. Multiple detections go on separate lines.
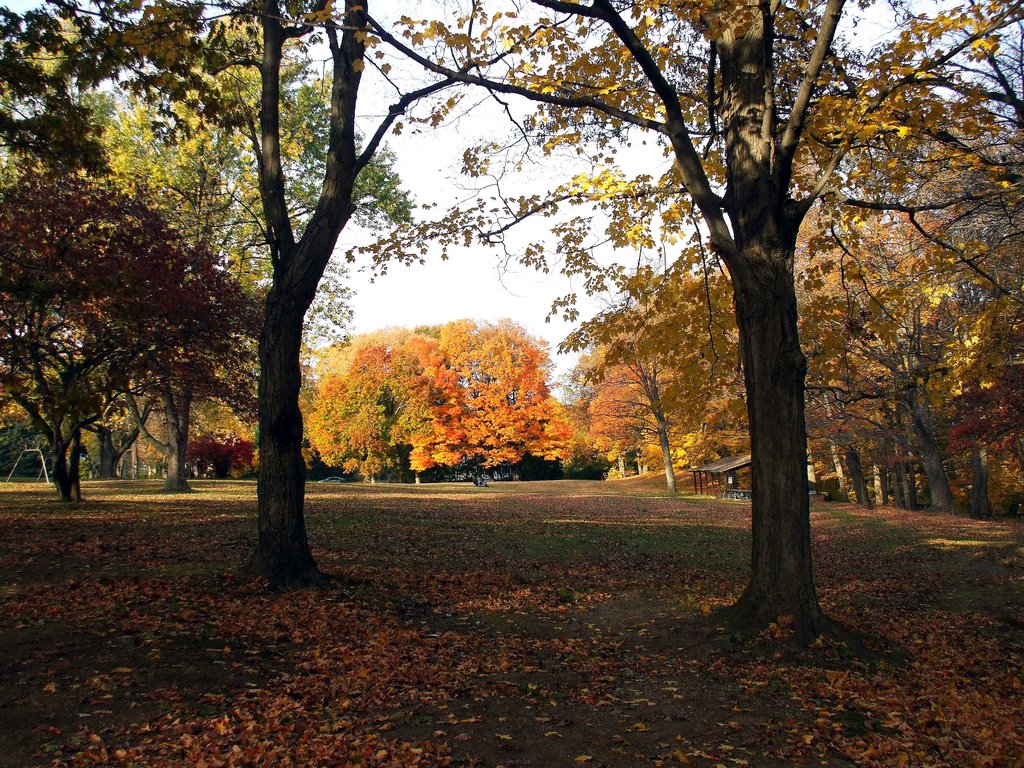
68, 428, 82, 502
890, 465, 905, 508
243, 0, 377, 588
830, 439, 849, 501
845, 448, 872, 508
93, 423, 140, 479
907, 390, 955, 514
970, 447, 990, 519
50, 430, 74, 502
873, 464, 887, 506
248, 293, 327, 587
902, 461, 917, 510
161, 390, 192, 492
723, 241, 827, 643
657, 423, 677, 493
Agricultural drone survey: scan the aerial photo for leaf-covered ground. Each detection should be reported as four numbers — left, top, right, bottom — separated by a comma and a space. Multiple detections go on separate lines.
0, 478, 1021, 767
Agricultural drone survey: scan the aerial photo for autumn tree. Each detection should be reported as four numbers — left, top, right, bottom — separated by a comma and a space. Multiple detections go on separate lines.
0, 170, 223, 500
566, 268, 741, 493
411, 320, 570, 477
126, 269, 258, 493
38, 0, 458, 583
85, 399, 147, 479
307, 331, 431, 482
188, 433, 255, 478
0, 8, 104, 170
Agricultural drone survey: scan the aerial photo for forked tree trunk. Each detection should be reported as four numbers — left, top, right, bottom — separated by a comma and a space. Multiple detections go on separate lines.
723, 242, 827, 643
845, 448, 872, 508
128, 391, 192, 492
161, 390, 193, 492
908, 390, 955, 514
970, 447, 990, 519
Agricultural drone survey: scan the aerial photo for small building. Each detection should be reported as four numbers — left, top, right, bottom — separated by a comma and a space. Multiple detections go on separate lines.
690, 454, 818, 499
690, 454, 751, 499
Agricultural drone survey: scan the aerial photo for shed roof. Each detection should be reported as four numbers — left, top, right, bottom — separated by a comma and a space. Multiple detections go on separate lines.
690, 454, 751, 473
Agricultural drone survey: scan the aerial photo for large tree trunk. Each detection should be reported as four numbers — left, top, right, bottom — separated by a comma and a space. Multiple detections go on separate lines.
845, 448, 872, 508
904, 461, 918, 510
723, 242, 827, 643
161, 390, 193, 492
659, 435, 676, 493
890, 465, 905, 508
873, 464, 888, 506
654, 417, 677, 493
970, 447, 991, 519
830, 439, 849, 501
248, 293, 326, 587
68, 428, 82, 502
93, 424, 139, 479
907, 390, 955, 514
243, 0, 369, 588
96, 425, 118, 479
50, 430, 74, 502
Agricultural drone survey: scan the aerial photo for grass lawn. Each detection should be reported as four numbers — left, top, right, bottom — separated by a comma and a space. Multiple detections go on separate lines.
0, 478, 1021, 767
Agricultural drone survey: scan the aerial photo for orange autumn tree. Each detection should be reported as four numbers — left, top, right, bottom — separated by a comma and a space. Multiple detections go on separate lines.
411, 320, 570, 477
307, 333, 432, 482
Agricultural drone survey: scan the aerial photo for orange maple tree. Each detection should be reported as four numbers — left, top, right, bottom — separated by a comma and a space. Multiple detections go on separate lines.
410, 320, 570, 476
307, 335, 431, 482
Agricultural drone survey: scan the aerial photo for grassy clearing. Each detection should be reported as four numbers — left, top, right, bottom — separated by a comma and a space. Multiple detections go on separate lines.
0, 479, 1021, 767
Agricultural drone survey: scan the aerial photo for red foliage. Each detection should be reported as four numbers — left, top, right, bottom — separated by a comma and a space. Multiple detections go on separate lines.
187, 434, 255, 478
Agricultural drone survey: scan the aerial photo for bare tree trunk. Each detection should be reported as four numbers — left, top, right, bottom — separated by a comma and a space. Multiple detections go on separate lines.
845, 448, 872, 508
50, 430, 74, 502
830, 439, 848, 501
873, 464, 887, 506
648, 414, 677, 492
907, 389, 955, 514
970, 447, 990, 519
878, 430, 892, 505
902, 462, 917, 511
890, 465, 905, 508
68, 428, 82, 502
95, 425, 119, 479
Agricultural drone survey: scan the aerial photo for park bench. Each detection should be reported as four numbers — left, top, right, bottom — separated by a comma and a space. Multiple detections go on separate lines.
722, 488, 752, 501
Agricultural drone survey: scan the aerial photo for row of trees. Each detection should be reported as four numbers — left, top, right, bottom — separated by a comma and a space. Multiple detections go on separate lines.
2, 0, 1021, 644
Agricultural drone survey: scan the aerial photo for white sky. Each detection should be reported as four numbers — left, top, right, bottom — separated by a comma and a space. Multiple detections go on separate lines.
341, 74, 613, 382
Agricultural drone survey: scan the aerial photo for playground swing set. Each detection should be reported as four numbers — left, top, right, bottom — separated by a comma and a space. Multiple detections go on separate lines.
4, 445, 51, 484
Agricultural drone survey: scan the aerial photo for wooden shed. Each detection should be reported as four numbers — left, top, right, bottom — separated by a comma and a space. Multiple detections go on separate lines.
690, 454, 752, 499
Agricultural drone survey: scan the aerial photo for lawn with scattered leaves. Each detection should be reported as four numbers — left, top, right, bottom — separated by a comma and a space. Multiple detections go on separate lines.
0, 479, 1021, 767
